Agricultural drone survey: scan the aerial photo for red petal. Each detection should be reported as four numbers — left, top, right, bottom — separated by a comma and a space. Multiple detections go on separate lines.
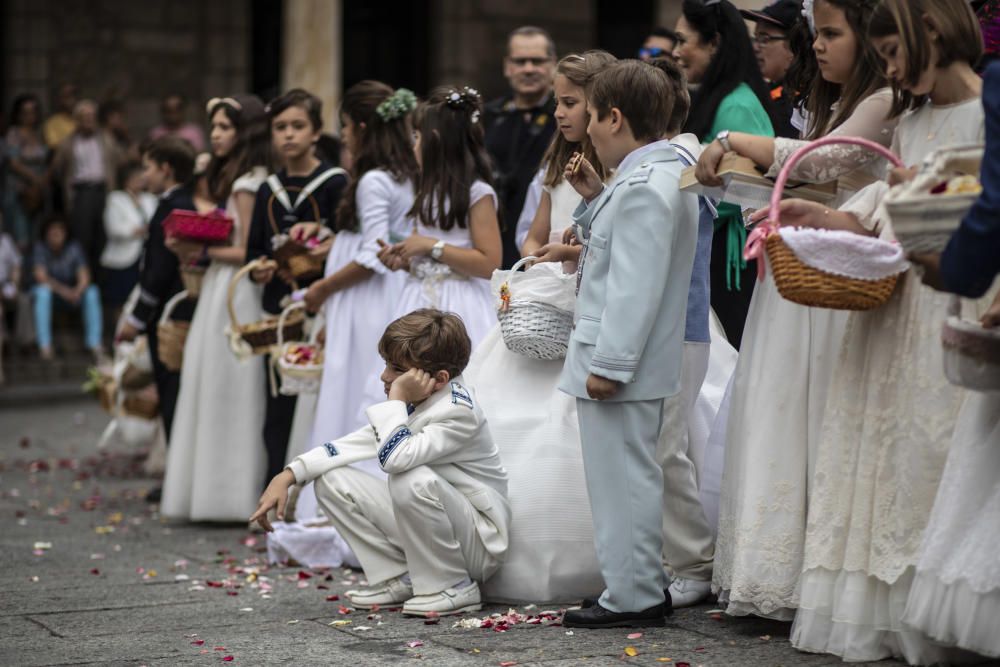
191, 640, 205, 646
222, 657, 234, 662
206, 580, 224, 588
89, 568, 100, 575
325, 595, 340, 601
297, 571, 312, 580
338, 605, 352, 615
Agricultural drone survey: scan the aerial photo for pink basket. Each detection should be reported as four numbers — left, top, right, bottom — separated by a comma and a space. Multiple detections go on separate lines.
163, 209, 234, 244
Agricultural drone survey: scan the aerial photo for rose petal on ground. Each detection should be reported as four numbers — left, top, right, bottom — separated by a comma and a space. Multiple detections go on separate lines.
222, 656, 234, 662
239, 608, 253, 612
406, 640, 424, 648
191, 640, 205, 646
500, 662, 518, 667
565, 631, 574, 636
325, 594, 340, 601
624, 646, 639, 657
656, 659, 672, 663
329, 620, 352, 626
89, 568, 100, 575
627, 632, 643, 639
337, 605, 352, 615
287, 620, 299, 624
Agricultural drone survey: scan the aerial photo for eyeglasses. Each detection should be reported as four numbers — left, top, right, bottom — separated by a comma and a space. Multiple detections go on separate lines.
752, 34, 789, 46
507, 56, 552, 67
638, 47, 672, 59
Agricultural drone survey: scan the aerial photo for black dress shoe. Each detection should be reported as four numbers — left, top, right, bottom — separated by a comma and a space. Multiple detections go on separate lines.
563, 601, 668, 628
580, 588, 673, 616
145, 487, 162, 503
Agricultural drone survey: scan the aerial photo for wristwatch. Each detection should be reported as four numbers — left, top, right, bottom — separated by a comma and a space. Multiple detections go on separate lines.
716, 129, 732, 152
430, 240, 446, 260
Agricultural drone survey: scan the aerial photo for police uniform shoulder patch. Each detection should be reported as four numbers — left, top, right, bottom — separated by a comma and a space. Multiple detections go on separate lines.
450, 382, 474, 409
323, 441, 339, 457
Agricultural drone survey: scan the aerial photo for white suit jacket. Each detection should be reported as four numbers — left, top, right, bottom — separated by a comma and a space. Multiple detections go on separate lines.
287, 377, 510, 561
558, 142, 698, 402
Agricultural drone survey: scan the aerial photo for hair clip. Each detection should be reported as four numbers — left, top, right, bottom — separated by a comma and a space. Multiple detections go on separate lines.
206, 96, 242, 114
375, 88, 417, 122
445, 86, 482, 122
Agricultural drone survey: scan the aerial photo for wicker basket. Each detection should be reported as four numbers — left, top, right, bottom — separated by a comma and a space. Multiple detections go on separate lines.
274, 302, 324, 395
156, 290, 191, 372
228, 260, 305, 355
942, 297, 1000, 392
744, 136, 906, 311
122, 392, 159, 420
180, 265, 207, 298
497, 256, 574, 360
163, 209, 234, 244
269, 187, 328, 281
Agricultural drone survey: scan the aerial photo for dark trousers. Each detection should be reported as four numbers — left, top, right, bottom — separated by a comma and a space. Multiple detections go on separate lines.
70, 183, 107, 273
709, 225, 756, 350
263, 354, 298, 485
147, 323, 181, 442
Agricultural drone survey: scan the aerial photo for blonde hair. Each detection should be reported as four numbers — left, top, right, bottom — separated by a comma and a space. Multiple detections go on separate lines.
377, 309, 472, 379
541, 50, 617, 188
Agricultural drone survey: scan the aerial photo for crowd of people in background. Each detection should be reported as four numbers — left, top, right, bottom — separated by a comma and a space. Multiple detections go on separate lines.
2, 0, 1000, 663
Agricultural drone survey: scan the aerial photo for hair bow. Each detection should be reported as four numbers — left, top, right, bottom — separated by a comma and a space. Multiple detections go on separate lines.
206, 96, 243, 114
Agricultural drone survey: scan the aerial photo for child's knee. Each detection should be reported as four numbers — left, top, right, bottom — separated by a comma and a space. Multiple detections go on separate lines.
315, 468, 360, 504
388, 466, 440, 505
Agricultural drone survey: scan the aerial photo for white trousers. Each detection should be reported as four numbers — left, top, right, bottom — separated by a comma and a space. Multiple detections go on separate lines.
658, 342, 716, 581
315, 466, 498, 595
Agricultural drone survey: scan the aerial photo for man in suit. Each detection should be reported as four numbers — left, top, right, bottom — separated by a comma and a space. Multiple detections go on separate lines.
559, 61, 698, 629
118, 137, 196, 445
483, 26, 558, 268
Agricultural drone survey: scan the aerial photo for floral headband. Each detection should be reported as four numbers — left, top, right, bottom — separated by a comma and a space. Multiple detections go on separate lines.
206, 96, 242, 114
445, 86, 482, 124
375, 88, 417, 122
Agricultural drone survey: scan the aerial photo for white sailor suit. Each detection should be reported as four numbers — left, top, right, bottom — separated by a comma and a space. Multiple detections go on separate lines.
558, 142, 698, 613
286, 377, 510, 594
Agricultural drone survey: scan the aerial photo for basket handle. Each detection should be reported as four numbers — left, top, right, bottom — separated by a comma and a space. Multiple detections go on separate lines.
158, 290, 190, 327
277, 301, 306, 348
744, 136, 906, 280
228, 259, 267, 332
508, 256, 537, 275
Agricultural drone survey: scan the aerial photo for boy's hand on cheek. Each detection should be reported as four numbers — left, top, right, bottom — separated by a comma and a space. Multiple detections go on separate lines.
388, 368, 439, 404
586, 373, 619, 400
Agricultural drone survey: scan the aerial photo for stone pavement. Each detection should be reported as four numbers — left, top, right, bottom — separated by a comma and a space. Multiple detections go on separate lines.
0, 399, 903, 667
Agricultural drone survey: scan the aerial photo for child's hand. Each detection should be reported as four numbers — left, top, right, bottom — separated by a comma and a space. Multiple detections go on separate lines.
249, 469, 296, 531
395, 234, 436, 262
694, 139, 728, 188
564, 153, 603, 202
166, 237, 204, 264
250, 257, 277, 284
909, 252, 944, 290
586, 373, 619, 401
981, 290, 1000, 329
562, 227, 579, 246
290, 222, 322, 242
534, 242, 579, 264
388, 368, 438, 404
303, 279, 329, 313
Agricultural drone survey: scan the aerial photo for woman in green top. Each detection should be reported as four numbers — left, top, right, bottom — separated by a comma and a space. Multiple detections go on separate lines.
674, 0, 777, 349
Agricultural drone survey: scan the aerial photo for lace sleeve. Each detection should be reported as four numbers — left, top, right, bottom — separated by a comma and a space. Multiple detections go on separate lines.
765, 90, 897, 182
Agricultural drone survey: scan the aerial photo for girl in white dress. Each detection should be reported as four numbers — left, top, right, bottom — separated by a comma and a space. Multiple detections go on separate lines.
161, 94, 271, 522
697, 0, 899, 620
467, 51, 615, 604
756, 2, 989, 660
380, 87, 502, 347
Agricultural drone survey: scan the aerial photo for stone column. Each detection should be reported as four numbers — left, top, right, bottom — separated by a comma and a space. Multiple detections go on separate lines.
282, 0, 342, 131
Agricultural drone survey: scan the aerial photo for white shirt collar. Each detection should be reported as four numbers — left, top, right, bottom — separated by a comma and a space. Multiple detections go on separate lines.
159, 183, 181, 201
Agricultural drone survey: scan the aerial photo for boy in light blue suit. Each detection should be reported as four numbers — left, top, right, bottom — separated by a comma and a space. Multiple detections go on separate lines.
559, 60, 698, 628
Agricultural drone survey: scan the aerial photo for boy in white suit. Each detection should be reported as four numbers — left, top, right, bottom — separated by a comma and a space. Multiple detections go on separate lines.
251, 309, 510, 617
560, 60, 698, 628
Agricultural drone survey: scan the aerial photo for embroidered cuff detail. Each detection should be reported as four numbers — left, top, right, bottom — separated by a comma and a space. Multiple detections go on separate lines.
323, 442, 339, 457
377, 426, 412, 468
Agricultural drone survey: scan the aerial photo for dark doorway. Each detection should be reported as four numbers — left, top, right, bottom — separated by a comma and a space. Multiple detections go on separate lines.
343, 0, 431, 92
251, 0, 283, 103
596, 0, 657, 59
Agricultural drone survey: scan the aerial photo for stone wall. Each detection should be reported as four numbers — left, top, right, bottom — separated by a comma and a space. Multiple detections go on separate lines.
2, 0, 250, 139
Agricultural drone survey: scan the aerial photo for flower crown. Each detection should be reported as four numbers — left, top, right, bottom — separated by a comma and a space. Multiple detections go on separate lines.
445, 86, 482, 124
375, 88, 417, 122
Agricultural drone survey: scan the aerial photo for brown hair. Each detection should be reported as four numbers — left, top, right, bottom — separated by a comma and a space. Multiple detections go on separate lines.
541, 51, 615, 188
335, 81, 419, 233
267, 88, 323, 131
205, 94, 272, 202
869, 0, 983, 116
145, 136, 196, 184
409, 86, 494, 231
647, 56, 690, 134
587, 60, 673, 143
377, 309, 472, 379
507, 26, 557, 59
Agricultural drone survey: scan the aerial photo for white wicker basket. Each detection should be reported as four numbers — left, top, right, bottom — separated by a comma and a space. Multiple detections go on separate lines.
884, 145, 982, 254
942, 298, 1000, 392
497, 256, 574, 361
275, 302, 324, 396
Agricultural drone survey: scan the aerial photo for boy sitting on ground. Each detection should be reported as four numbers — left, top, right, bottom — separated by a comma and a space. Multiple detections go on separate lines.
251, 308, 510, 617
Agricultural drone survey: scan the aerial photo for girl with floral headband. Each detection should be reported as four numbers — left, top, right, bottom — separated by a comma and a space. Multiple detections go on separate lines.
160, 93, 273, 522
291, 81, 420, 510
379, 86, 502, 347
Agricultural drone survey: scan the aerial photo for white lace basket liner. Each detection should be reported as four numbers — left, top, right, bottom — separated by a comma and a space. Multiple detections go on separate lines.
493, 257, 575, 361
884, 144, 983, 255
942, 296, 1000, 392
273, 300, 324, 397
778, 227, 909, 281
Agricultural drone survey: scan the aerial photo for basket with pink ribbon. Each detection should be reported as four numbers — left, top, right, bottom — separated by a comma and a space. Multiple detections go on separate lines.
743, 136, 910, 311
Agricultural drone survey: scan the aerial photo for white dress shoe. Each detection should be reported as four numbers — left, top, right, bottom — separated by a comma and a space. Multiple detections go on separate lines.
402, 581, 482, 617
346, 575, 413, 609
667, 577, 712, 608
